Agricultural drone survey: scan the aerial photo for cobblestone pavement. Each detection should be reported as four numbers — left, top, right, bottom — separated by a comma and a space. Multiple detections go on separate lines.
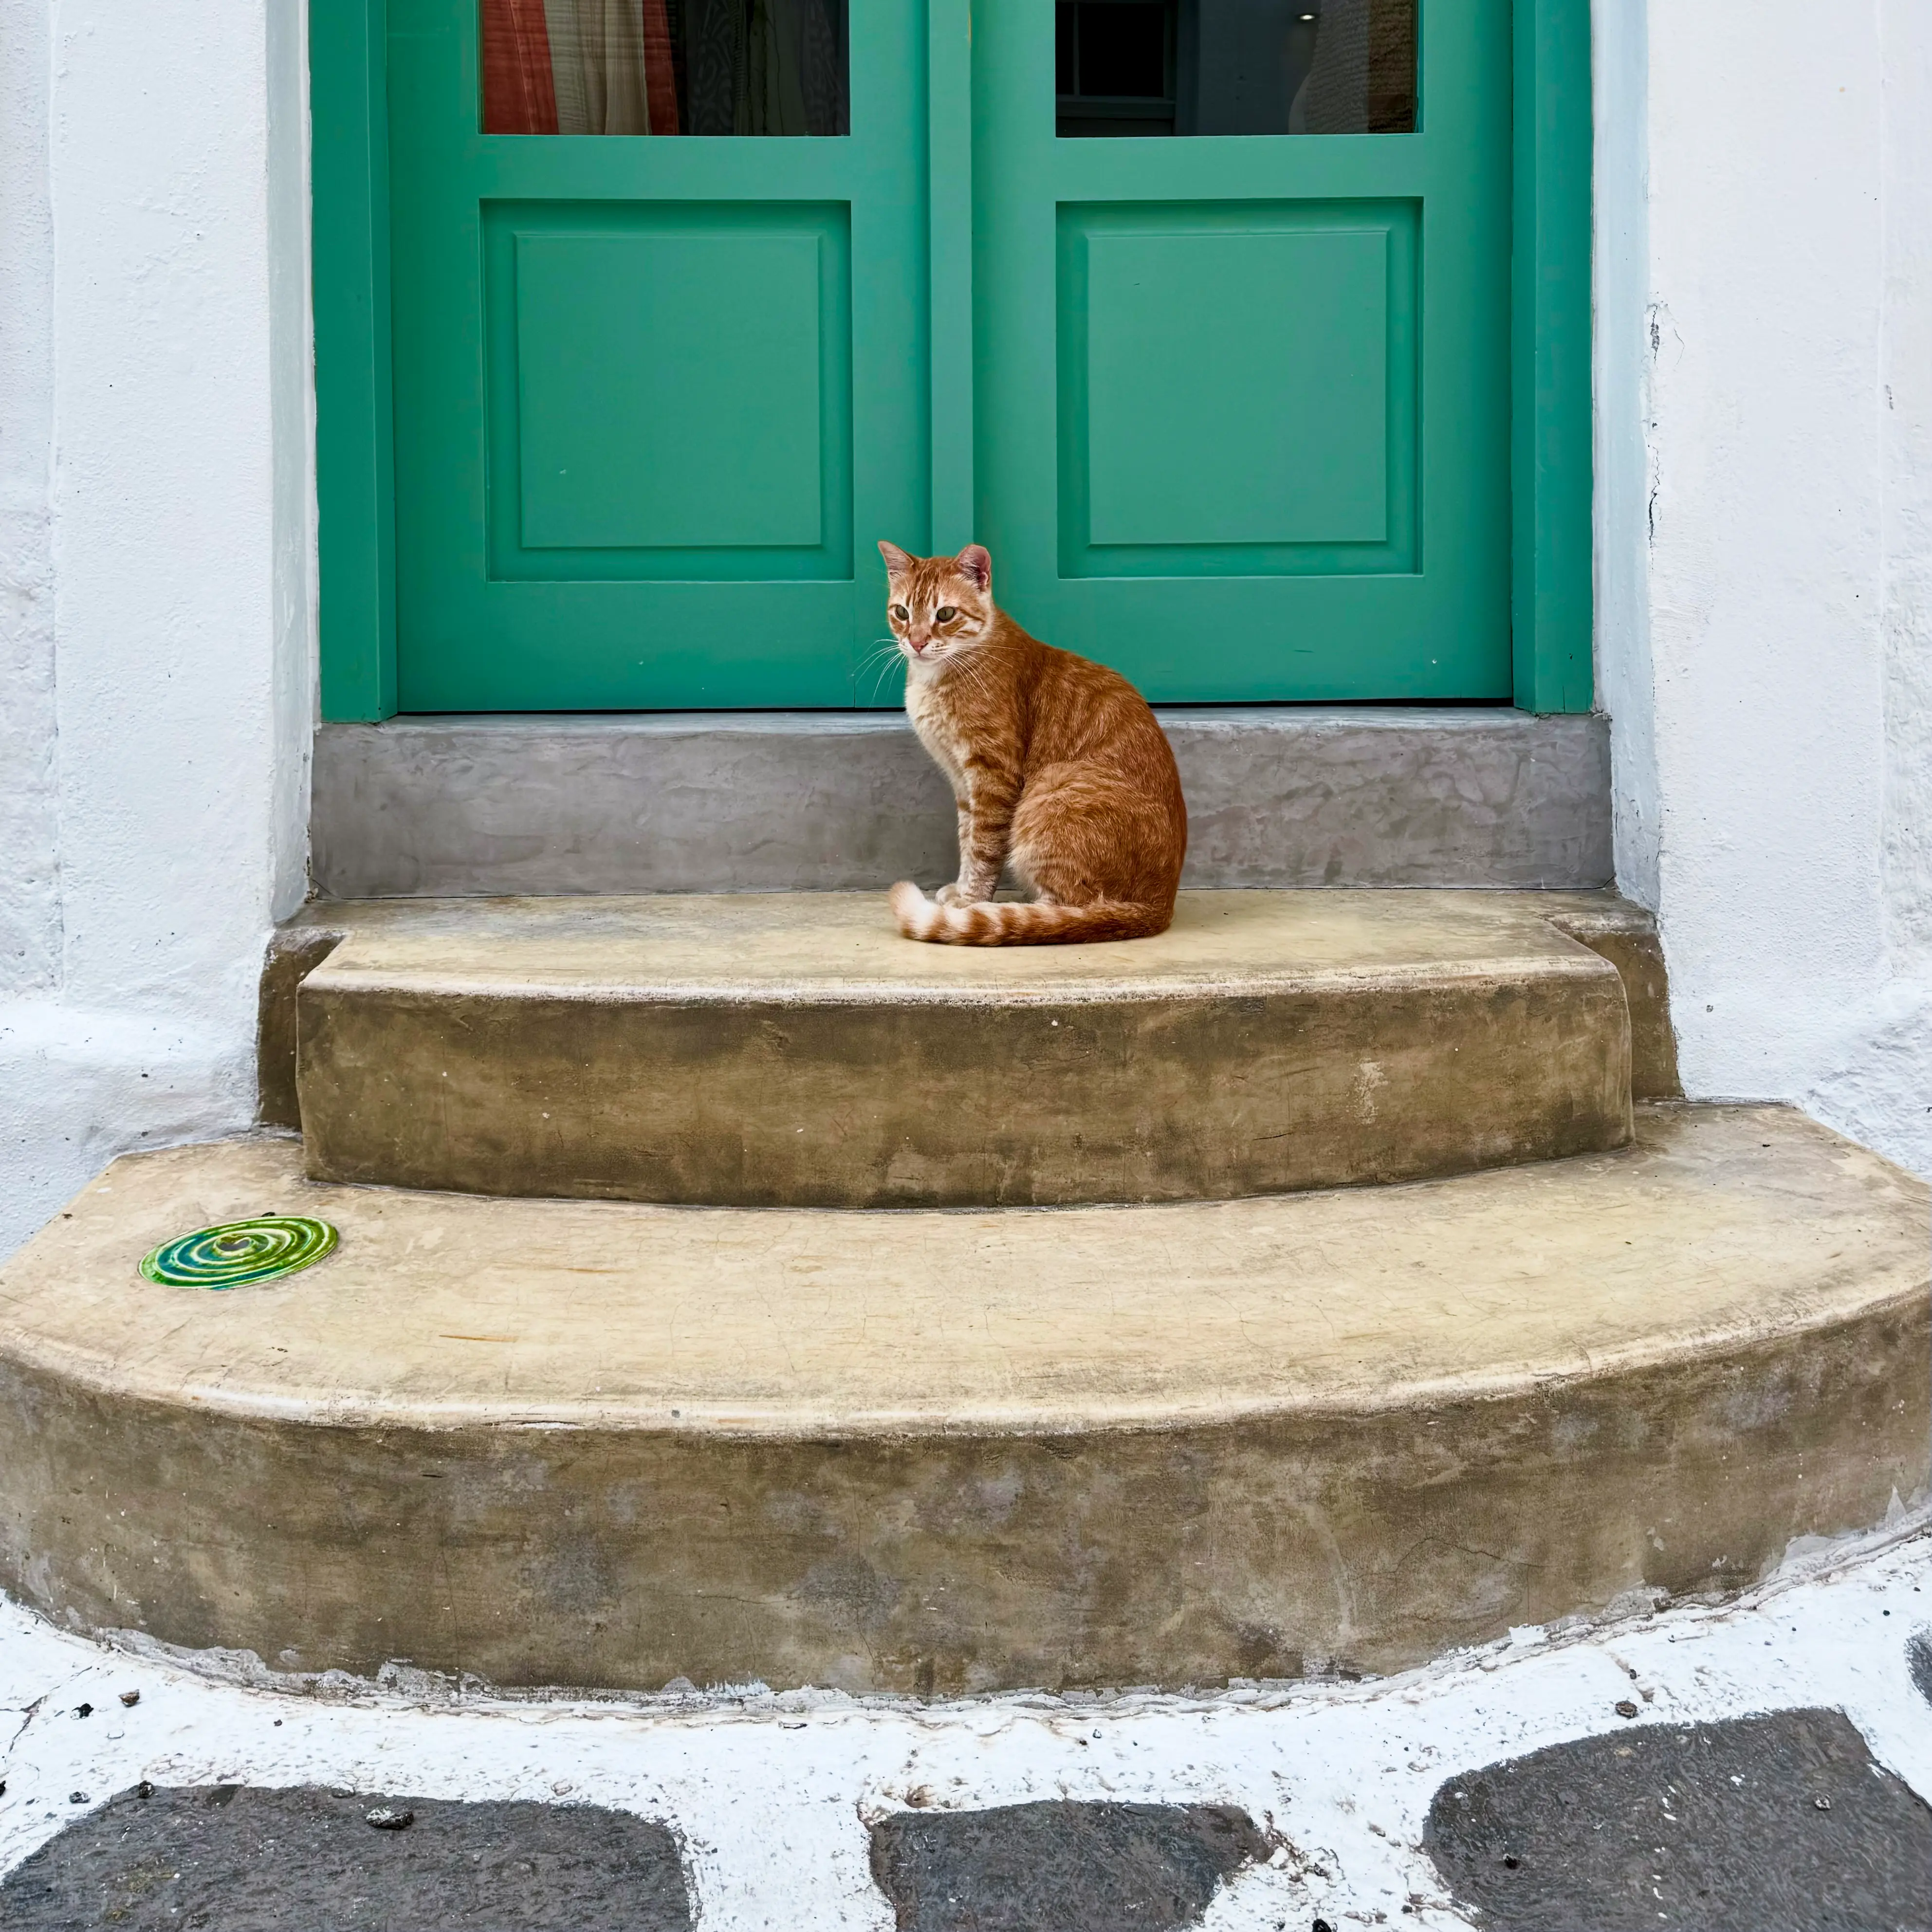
2, 1525, 1928, 1931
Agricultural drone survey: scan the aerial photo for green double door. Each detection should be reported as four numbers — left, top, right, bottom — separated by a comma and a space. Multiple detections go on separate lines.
387, 0, 1511, 709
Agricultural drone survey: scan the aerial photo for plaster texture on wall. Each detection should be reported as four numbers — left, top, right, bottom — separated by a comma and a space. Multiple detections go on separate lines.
0, 0, 58, 1000
0, 0, 315, 1261
1591, 0, 1655, 916
1598, 0, 1932, 1182
1880, 0, 1932, 975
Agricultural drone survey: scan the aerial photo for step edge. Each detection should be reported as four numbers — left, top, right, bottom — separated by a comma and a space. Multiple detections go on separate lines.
298, 949, 1627, 1008
2, 1265, 1920, 1443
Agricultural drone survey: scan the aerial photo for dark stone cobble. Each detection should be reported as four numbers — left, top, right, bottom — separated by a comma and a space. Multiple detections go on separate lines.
1424, 1707, 1932, 1931
0, 1784, 692, 1931
869, 1799, 1271, 1932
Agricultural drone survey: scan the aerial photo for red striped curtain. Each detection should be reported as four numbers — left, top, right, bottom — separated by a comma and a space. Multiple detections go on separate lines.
642, 0, 681, 134
482, 0, 559, 133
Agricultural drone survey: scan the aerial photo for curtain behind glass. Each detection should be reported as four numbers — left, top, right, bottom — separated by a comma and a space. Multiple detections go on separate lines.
482, 0, 846, 134
682, 0, 845, 135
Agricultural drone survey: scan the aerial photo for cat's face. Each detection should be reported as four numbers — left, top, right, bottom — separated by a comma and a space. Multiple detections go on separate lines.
878, 543, 995, 669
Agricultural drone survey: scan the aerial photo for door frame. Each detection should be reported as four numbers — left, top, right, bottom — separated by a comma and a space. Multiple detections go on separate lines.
312, 0, 1592, 720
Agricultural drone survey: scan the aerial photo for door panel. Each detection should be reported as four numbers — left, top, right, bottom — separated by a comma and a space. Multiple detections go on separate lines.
976, 0, 1513, 703
387, 0, 923, 710
489, 204, 850, 571
1060, 200, 1414, 567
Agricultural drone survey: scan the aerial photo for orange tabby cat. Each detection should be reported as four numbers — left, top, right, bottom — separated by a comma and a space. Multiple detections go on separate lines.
879, 541, 1187, 944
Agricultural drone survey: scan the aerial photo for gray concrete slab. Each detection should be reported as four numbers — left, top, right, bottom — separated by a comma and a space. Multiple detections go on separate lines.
310, 708, 1614, 898
1423, 1709, 1932, 1931
0, 1785, 692, 1930
868, 1801, 1271, 1932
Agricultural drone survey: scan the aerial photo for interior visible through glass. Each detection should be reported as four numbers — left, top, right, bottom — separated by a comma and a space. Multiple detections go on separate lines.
1056, 0, 1417, 137
482, 0, 850, 135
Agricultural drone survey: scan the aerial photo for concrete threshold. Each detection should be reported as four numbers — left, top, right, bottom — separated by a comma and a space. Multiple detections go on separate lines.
0, 1106, 1920, 1693
310, 707, 1614, 898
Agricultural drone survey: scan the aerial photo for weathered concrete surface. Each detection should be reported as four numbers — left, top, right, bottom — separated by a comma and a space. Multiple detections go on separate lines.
0, 1106, 1921, 1695
1541, 892, 1681, 1099
0, 1786, 693, 1931
868, 1803, 1272, 1932
293, 891, 1634, 1207
259, 889, 1679, 1129
1424, 1710, 1932, 1931
310, 709, 1614, 899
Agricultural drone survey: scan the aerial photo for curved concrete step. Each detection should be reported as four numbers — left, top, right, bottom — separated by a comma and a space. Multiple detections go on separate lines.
291, 890, 1634, 1208
0, 1105, 1921, 1694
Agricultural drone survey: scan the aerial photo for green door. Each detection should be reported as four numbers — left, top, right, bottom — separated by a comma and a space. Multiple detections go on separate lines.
974, 0, 1514, 701
380, 0, 1511, 709
386, 0, 927, 709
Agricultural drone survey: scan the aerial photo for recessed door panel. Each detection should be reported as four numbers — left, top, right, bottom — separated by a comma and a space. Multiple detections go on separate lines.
1060, 201, 1416, 572
490, 205, 851, 575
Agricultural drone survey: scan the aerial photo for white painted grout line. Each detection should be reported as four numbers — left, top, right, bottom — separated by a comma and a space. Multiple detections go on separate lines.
1, 1525, 1927, 1931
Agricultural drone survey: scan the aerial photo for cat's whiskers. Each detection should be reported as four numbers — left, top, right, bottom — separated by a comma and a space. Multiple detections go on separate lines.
856, 636, 910, 701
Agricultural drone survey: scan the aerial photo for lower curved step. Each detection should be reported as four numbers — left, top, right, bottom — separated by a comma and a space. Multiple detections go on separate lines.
0, 1105, 1921, 1695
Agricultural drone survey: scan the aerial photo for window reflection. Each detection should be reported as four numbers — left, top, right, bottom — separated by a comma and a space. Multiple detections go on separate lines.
1055, 0, 1417, 137
482, 0, 850, 135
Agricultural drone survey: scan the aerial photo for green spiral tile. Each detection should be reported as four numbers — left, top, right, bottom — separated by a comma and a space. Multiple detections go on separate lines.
139, 1216, 339, 1290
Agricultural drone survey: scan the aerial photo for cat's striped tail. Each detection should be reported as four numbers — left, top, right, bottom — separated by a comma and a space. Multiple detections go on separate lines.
888, 882, 1171, 946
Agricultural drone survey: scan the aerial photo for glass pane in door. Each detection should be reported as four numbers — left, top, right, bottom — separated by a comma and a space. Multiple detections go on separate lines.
1055, 0, 1416, 136
482, 0, 850, 134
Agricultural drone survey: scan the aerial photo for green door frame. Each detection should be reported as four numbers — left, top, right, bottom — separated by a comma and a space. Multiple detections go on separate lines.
312, 0, 1592, 721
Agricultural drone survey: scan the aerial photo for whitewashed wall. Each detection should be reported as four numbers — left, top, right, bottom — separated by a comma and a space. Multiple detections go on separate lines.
1598, 0, 1932, 1181
0, 0, 315, 1260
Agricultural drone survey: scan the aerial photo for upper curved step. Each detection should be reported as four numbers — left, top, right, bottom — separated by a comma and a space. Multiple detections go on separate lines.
290, 889, 1634, 1207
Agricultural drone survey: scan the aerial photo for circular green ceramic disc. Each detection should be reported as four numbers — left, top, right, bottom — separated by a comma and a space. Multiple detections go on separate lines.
139, 1216, 339, 1290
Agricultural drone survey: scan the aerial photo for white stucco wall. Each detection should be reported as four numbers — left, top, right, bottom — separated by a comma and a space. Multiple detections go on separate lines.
1599, 0, 1932, 1182
0, 0, 314, 1260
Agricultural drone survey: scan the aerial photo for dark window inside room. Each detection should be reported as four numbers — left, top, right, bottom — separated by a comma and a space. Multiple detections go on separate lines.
1056, 0, 1176, 136
1055, 0, 1417, 139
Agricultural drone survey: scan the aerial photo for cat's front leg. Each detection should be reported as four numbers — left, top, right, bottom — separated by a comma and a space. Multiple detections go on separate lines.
953, 765, 1018, 902
936, 800, 975, 904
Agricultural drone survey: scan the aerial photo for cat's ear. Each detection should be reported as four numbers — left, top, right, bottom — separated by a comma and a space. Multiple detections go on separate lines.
955, 544, 992, 592
878, 540, 915, 578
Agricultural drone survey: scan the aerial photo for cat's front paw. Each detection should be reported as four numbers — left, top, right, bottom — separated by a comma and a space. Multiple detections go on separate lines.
935, 882, 971, 906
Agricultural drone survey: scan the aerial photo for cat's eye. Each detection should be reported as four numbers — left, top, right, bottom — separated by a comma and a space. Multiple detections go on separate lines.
936, 607, 957, 622
891, 604, 909, 621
